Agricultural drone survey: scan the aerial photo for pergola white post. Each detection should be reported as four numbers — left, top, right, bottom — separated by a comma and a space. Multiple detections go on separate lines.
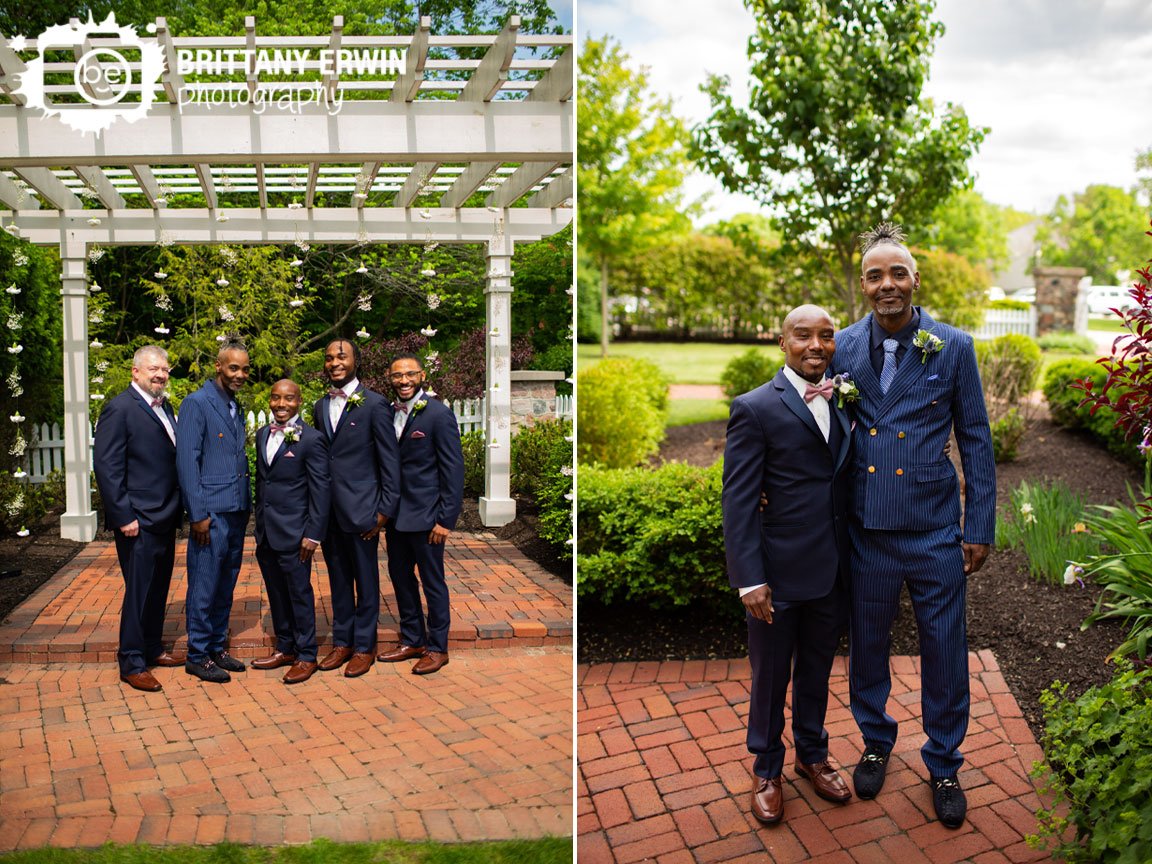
58, 242, 97, 541
479, 229, 515, 526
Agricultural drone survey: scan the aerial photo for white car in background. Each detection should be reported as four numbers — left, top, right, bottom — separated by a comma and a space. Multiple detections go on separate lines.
1087, 285, 1135, 316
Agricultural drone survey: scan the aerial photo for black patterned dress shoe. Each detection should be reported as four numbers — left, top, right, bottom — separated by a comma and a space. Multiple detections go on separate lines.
185, 658, 231, 683
211, 651, 246, 672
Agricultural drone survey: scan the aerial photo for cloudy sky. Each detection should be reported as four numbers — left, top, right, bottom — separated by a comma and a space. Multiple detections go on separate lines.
578, 0, 1152, 223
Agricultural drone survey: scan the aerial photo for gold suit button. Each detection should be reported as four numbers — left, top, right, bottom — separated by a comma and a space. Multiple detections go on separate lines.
868, 465, 876, 474
895, 468, 904, 476
898, 431, 906, 439
869, 428, 877, 436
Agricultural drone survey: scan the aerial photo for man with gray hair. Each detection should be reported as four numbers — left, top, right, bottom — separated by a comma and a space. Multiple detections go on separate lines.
94, 346, 183, 693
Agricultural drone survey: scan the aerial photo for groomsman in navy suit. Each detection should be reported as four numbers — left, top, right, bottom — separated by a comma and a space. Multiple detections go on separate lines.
830, 222, 995, 828
312, 339, 400, 678
377, 354, 465, 676
176, 342, 252, 684
251, 379, 330, 685
722, 305, 853, 825
94, 346, 183, 693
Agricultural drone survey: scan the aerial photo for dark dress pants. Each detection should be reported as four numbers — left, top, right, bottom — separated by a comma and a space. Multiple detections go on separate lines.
321, 529, 380, 654
747, 582, 846, 779
114, 526, 176, 675
384, 526, 451, 654
185, 510, 248, 663
256, 543, 318, 662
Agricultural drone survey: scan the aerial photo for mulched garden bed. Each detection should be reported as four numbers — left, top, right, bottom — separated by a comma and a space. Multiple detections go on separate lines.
580, 412, 1144, 740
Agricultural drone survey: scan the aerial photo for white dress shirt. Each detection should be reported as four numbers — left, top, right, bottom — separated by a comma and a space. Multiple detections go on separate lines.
394, 388, 425, 440
265, 414, 300, 465
328, 378, 358, 432
131, 382, 175, 445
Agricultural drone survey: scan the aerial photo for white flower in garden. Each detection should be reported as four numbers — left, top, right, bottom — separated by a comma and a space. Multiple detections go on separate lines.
87, 247, 104, 262
7, 312, 22, 330
154, 324, 169, 334
1063, 563, 1085, 586
357, 293, 372, 312
291, 258, 303, 267
88, 310, 103, 324
91, 377, 103, 384
13, 251, 28, 266
216, 278, 229, 287
90, 340, 103, 349
6, 284, 20, 295
356, 328, 370, 339
9, 413, 24, 423
4, 223, 19, 235
420, 326, 438, 338
216, 334, 227, 343
16, 528, 29, 537
215, 213, 229, 223
424, 241, 439, 253
154, 271, 167, 280
86, 216, 101, 225
155, 294, 172, 312
218, 305, 235, 322
10, 433, 25, 456
356, 265, 368, 274
91, 393, 104, 401
219, 247, 237, 264
1020, 502, 1033, 515
288, 202, 303, 210
563, 492, 573, 501
421, 269, 437, 277
6, 493, 23, 517
488, 326, 500, 336
7, 344, 23, 354
289, 298, 305, 308
89, 281, 102, 292
13, 469, 26, 479
419, 210, 431, 220
426, 350, 439, 363
96, 361, 108, 372
560, 466, 573, 476
296, 240, 310, 252
1055, 641, 1066, 649
427, 293, 441, 310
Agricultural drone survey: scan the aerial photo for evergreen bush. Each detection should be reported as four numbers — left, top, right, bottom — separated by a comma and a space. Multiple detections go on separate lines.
720, 348, 778, 405
576, 357, 668, 467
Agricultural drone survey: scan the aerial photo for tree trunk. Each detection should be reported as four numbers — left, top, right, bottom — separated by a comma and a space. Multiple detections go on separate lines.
599, 255, 610, 357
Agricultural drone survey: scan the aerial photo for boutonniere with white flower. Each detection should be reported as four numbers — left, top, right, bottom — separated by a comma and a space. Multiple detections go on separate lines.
282, 426, 299, 444
831, 374, 859, 409
912, 329, 945, 364
346, 391, 364, 409
412, 399, 428, 414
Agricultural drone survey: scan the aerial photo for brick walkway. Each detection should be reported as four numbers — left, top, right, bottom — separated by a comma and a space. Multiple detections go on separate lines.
578, 653, 1051, 863
0, 534, 572, 850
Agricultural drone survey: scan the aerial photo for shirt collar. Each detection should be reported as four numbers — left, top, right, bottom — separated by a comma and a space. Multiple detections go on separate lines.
131, 382, 163, 405
272, 414, 300, 429
781, 363, 823, 396
400, 388, 426, 410
336, 378, 359, 397
870, 306, 921, 350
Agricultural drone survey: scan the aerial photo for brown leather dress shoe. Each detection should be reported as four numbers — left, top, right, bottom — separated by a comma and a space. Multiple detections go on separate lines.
251, 651, 297, 670
376, 643, 426, 663
344, 652, 375, 678
149, 651, 184, 668
795, 760, 852, 803
283, 661, 318, 684
120, 670, 162, 692
751, 776, 784, 824
317, 646, 354, 671
412, 651, 448, 675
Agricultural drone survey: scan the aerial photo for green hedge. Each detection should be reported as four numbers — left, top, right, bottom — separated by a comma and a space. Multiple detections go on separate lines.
577, 357, 669, 468
1042, 359, 1141, 467
720, 348, 777, 405
577, 461, 728, 608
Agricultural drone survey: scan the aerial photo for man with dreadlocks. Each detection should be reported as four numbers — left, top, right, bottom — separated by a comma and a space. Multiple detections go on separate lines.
830, 222, 995, 828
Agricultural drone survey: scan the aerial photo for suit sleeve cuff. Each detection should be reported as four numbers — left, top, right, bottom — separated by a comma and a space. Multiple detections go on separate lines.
738, 583, 768, 597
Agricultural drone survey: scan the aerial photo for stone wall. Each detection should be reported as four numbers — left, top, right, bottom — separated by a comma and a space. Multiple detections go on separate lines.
511, 370, 566, 432
1032, 266, 1087, 337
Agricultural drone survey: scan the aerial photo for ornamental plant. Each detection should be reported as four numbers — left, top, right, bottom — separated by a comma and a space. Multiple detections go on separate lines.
996, 480, 1100, 586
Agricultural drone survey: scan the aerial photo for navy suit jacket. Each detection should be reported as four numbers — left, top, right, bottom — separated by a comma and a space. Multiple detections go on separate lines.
93, 386, 181, 534
254, 422, 331, 552
311, 384, 400, 533
394, 395, 465, 533
831, 308, 996, 543
175, 379, 251, 522
721, 368, 852, 602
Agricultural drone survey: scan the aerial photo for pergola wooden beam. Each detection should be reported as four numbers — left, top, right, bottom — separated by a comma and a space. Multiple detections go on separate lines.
322, 16, 344, 97
71, 166, 126, 209
486, 162, 560, 209
526, 46, 573, 103
11, 167, 83, 210
155, 18, 185, 102
459, 16, 520, 103
0, 172, 36, 209
129, 164, 168, 208
525, 167, 572, 209
394, 161, 439, 207
0, 43, 27, 106
391, 17, 431, 103
440, 162, 498, 208
195, 163, 218, 209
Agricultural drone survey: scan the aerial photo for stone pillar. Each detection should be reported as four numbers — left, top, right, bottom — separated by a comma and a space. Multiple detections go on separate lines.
509, 370, 564, 432
58, 243, 97, 541
479, 231, 516, 527
1032, 266, 1087, 338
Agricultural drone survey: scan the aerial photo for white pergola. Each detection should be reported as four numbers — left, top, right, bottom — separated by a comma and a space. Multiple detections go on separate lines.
0, 15, 573, 541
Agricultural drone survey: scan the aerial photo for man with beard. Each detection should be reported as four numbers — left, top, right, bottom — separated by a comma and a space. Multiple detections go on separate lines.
830, 222, 995, 828
94, 345, 183, 692
312, 339, 400, 678
376, 354, 464, 676
176, 341, 252, 684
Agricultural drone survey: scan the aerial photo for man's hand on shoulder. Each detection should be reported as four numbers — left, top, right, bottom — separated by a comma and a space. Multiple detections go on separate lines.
741, 584, 774, 624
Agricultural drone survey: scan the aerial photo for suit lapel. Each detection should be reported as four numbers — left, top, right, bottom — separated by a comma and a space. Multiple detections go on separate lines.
846, 318, 881, 400
875, 309, 934, 419
831, 403, 851, 472
775, 372, 824, 443
131, 388, 175, 445
331, 385, 362, 439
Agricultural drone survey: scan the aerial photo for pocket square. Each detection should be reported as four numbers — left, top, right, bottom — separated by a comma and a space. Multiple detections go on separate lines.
284, 451, 296, 458
927, 374, 939, 381
411, 430, 427, 439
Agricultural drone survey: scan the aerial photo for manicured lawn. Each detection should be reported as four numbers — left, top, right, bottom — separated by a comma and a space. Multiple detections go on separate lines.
1087, 316, 1129, 333
577, 341, 781, 385
0, 839, 572, 864
668, 398, 730, 427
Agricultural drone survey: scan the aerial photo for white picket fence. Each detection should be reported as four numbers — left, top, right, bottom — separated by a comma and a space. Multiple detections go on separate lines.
21, 393, 574, 483
972, 307, 1036, 340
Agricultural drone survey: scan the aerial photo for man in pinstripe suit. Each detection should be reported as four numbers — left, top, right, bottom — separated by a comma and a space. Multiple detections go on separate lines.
831, 223, 995, 828
176, 342, 253, 684
722, 305, 852, 825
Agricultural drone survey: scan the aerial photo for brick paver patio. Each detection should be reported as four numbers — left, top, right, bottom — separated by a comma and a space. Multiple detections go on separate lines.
578, 653, 1051, 863
0, 534, 572, 850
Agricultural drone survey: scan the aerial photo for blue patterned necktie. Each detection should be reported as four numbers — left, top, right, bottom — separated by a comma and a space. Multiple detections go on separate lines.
880, 338, 899, 395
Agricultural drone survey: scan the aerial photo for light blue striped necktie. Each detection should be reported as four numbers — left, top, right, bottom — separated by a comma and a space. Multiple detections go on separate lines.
880, 338, 899, 395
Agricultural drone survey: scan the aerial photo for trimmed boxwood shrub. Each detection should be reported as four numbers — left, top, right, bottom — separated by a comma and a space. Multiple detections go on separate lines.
721, 348, 778, 405
577, 357, 668, 468
1042, 359, 1140, 466
577, 460, 728, 608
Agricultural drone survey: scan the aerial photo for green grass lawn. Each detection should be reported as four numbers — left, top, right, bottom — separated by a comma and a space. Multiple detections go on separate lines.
667, 398, 729, 426
0, 839, 571, 864
1087, 316, 1129, 333
577, 341, 781, 385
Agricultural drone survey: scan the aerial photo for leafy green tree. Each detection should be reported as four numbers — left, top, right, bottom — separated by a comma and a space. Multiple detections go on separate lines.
693, 0, 986, 319
1036, 184, 1149, 284
923, 189, 1010, 273
511, 223, 572, 352
911, 246, 989, 330
578, 35, 692, 355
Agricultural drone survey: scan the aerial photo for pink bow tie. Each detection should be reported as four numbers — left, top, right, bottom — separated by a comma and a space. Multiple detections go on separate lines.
269, 423, 292, 433
150, 397, 165, 408
328, 388, 347, 399
392, 402, 408, 413
803, 380, 835, 403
